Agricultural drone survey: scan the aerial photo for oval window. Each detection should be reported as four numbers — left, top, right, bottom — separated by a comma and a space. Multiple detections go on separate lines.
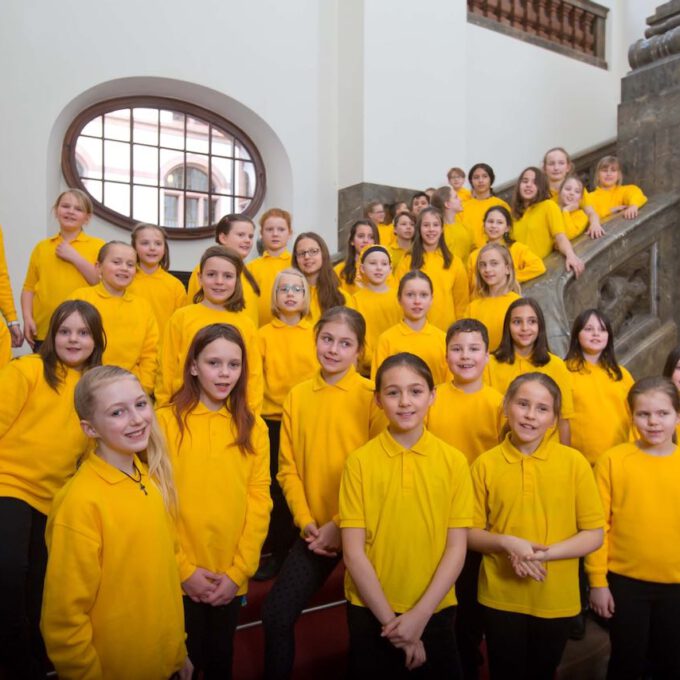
62, 96, 266, 239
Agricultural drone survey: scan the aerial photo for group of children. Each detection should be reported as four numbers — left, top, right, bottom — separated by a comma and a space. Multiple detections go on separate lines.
0, 149, 670, 680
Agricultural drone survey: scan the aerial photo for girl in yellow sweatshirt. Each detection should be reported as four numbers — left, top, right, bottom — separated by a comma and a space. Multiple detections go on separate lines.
590, 155, 648, 222
0, 300, 104, 677
587, 377, 680, 679
157, 323, 271, 678
41, 365, 190, 680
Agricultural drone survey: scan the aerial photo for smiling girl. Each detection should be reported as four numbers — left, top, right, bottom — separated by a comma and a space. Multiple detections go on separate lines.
335, 219, 380, 295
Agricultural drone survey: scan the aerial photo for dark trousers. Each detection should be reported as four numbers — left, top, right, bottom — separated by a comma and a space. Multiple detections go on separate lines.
482, 606, 571, 680
347, 603, 462, 679
183, 595, 242, 680
0, 497, 48, 680
262, 537, 341, 679
607, 572, 680, 680
455, 551, 483, 680
263, 419, 297, 556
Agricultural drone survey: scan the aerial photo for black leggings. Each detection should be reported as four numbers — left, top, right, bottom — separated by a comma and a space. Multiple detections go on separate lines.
0, 497, 48, 680
607, 572, 680, 680
261, 537, 341, 679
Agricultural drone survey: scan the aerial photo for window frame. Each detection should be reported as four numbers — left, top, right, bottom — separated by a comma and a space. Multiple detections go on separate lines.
61, 96, 267, 240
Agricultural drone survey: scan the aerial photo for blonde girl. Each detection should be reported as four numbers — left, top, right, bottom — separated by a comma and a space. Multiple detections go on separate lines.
395, 207, 469, 332
565, 308, 634, 465
589, 155, 648, 221
249, 208, 294, 326
157, 245, 262, 410
157, 324, 271, 677
587, 377, 680, 679
466, 206, 545, 287
511, 167, 585, 277
372, 271, 450, 386
262, 307, 386, 679
466, 243, 521, 352
0, 225, 22, 366
187, 214, 261, 326
0, 300, 104, 677
41, 366, 190, 679
469, 373, 603, 679
558, 175, 591, 241
462, 163, 511, 248
71, 241, 159, 394
256, 268, 317, 580
128, 223, 187, 335
21, 189, 104, 348
334, 219, 379, 295
292, 232, 347, 322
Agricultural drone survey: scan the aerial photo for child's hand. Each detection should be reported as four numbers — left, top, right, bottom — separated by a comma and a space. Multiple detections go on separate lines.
23, 318, 37, 348
562, 201, 579, 213
306, 520, 340, 557
509, 555, 547, 581
382, 609, 428, 647
9, 324, 23, 347
403, 640, 427, 670
589, 586, 615, 619
564, 252, 585, 278
181, 567, 219, 602
203, 574, 239, 606
55, 241, 79, 263
622, 205, 639, 219
587, 221, 606, 239
178, 656, 194, 680
303, 522, 319, 542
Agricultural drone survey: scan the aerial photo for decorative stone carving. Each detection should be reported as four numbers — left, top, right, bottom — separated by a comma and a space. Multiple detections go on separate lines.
629, 1, 680, 69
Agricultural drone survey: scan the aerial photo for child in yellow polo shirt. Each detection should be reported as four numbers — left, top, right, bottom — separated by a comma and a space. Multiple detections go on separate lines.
0, 225, 21, 366
0, 300, 104, 677
558, 175, 591, 241
340, 353, 472, 677
21, 190, 104, 348
262, 306, 386, 679
128, 223, 187, 335
430, 185, 473, 263
365, 200, 393, 246
157, 324, 271, 678
590, 155, 648, 221
425, 318, 503, 679
565, 309, 634, 465
41, 366, 189, 679
249, 208, 294, 326
71, 241, 159, 394
587, 377, 680, 679
389, 211, 415, 273
463, 163, 511, 248
447, 166, 472, 203
255, 269, 317, 581
466, 243, 522, 352
334, 219, 379, 295
469, 373, 604, 679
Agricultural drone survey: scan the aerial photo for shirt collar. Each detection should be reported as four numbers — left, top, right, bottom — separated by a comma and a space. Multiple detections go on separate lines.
398, 320, 435, 336
93, 281, 133, 301
312, 364, 358, 392
263, 250, 291, 261
85, 452, 147, 486
50, 230, 90, 243
379, 428, 431, 458
499, 432, 550, 463
271, 316, 312, 330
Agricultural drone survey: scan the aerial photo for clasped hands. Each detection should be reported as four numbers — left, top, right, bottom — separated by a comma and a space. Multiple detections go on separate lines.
502, 535, 550, 581
182, 567, 238, 606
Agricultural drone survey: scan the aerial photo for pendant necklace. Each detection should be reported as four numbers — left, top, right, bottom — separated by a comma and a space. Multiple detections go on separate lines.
120, 462, 148, 495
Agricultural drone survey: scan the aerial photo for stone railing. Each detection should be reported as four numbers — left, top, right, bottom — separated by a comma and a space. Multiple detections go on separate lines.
467, 0, 608, 68
524, 193, 680, 376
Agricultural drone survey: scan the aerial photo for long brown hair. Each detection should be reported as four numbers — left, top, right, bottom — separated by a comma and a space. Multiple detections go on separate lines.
193, 246, 245, 311
511, 167, 551, 220
410, 207, 452, 270
40, 300, 105, 390
131, 223, 170, 270
340, 219, 379, 285
170, 324, 255, 454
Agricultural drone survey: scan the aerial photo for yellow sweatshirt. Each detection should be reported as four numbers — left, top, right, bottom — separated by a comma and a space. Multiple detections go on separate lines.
467, 241, 545, 289
157, 405, 271, 591
512, 200, 566, 259
588, 185, 648, 221
461, 197, 512, 249
41, 453, 186, 679
248, 251, 292, 326
466, 293, 522, 352
127, 267, 187, 336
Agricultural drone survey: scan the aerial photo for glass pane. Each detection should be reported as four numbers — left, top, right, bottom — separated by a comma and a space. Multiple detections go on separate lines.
234, 160, 255, 197
162, 192, 180, 228
132, 185, 159, 223
83, 179, 102, 202
104, 182, 130, 217
186, 197, 200, 228
81, 115, 102, 138
161, 149, 184, 188
186, 116, 209, 154
104, 140, 130, 182
185, 153, 209, 190
132, 108, 159, 145
211, 127, 233, 157
211, 156, 232, 194
159, 110, 185, 150
234, 139, 251, 161
133, 144, 158, 186
104, 110, 130, 142
235, 196, 251, 213
214, 195, 233, 217
75, 136, 103, 180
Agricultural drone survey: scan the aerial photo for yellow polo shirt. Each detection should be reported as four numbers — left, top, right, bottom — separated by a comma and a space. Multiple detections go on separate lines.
588, 185, 648, 220
562, 209, 589, 240
461, 197, 512, 249
472, 435, 604, 617
0, 355, 88, 514
467, 242, 546, 289
248, 251, 292, 326
426, 382, 504, 464
258, 317, 318, 419
278, 366, 386, 530
70, 283, 158, 394
586, 442, 680, 587
512, 200, 566, 259
156, 302, 262, 411
308, 285, 350, 325
23, 230, 105, 339
157, 405, 271, 591
444, 218, 474, 263
340, 428, 473, 613
41, 453, 186, 679
127, 267, 187, 336
466, 293, 522, 352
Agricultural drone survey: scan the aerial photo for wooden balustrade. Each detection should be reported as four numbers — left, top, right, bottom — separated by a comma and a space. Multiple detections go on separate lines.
468, 0, 608, 68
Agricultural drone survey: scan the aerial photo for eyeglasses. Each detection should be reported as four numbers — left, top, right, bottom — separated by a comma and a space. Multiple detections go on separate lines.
277, 285, 304, 294
295, 247, 321, 259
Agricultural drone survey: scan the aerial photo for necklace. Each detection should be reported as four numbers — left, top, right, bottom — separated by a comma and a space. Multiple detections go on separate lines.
120, 462, 148, 496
